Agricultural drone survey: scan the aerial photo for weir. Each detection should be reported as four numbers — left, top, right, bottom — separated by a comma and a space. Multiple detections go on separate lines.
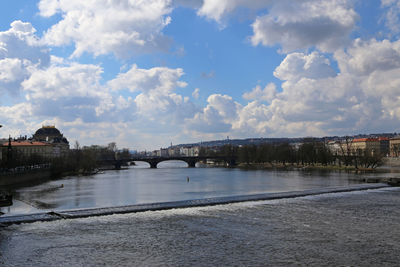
0, 183, 390, 226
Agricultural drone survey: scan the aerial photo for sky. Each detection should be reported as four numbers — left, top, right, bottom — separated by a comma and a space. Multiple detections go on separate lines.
1, 0, 400, 150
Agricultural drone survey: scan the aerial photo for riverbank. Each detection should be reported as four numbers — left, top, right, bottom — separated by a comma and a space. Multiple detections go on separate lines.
1, 187, 399, 266
0, 165, 121, 188
236, 162, 394, 172
0, 169, 53, 187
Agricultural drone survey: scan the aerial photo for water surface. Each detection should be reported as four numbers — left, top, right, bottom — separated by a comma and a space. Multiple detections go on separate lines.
0, 161, 382, 216
1, 187, 399, 266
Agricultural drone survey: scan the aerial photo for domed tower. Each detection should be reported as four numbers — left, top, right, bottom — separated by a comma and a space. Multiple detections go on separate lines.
33, 125, 69, 156
33, 125, 63, 142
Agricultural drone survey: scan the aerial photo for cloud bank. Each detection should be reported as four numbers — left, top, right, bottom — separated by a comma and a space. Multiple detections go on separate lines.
1, 0, 400, 150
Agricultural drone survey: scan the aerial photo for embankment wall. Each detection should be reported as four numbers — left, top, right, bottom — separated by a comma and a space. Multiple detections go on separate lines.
0, 170, 52, 186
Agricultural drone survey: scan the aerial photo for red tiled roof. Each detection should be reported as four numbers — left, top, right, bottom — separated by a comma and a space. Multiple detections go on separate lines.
353, 138, 379, 142
2, 141, 49, 147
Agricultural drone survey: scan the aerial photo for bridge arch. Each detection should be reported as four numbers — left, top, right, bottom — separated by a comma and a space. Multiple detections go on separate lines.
156, 160, 190, 168
130, 161, 151, 168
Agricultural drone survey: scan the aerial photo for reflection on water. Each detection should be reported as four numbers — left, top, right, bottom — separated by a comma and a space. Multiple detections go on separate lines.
0, 161, 387, 216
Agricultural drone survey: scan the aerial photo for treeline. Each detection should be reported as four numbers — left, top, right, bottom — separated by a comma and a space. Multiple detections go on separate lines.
1, 142, 131, 175
200, 140, 384, 169
0, 152, 48, 170
51, 142, 131, 175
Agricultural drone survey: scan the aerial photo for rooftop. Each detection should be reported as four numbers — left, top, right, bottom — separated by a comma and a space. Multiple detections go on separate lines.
1, 141, 49, 147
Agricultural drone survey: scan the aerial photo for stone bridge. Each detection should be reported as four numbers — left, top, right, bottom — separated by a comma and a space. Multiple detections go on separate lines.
123, 155, 237, 169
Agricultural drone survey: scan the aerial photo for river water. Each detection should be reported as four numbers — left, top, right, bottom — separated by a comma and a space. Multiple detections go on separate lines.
0, 161, 393, 216
1, 164, 400, 265
1, 187, 399, 266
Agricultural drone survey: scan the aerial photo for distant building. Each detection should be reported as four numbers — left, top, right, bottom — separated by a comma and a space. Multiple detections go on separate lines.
327, 138, 387, 156
180, 147, 189, 157
389, 136, 400, 157
327, 141, 342, 155
180, 146, 200, 157
160, 148, 168, 157
168, 147, 180, 157
1, 140, 53, 159
32, 125, 69, 156
352, 138, 381, 155
0, 126, 70, 161
378, 137, 390, 156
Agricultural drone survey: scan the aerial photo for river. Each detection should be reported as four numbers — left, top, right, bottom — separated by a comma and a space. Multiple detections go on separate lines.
0, 161, 393, 216
1, 187, 399, 266
1, 163, 400, 265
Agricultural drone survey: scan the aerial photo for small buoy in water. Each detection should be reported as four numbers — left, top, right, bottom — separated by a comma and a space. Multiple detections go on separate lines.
187, 176, 190, 182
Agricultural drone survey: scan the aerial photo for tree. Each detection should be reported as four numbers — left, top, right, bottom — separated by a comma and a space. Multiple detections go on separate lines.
74, 140, 81, 150
339, 137, 354, 166
118, 148, 131, 160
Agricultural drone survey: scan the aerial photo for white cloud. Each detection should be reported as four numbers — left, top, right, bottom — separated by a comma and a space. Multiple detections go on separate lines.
187, 38, 400, 139
233, 101, 272, 135
335, 38, 400, 75
39, 0, 173, 58
3, 2, 400, 148
197, 0, 272, 24
251, 0, 358, 52
108, 64, 200, 138
0, 21, 50, 96
274, 52, 336, 82
0, 21, 49, 66
0, 58, 201, 148
0, 58, 27, 96
192, 88, 200, 99
381, 0, 400, 34
109, 64, 187, 93
242, 83, 277, 102
186, 94, 239, 133
108, 64, 195, 121
196, 0, 357, 52
0, 103, 34, 135
21, 60, 113, 122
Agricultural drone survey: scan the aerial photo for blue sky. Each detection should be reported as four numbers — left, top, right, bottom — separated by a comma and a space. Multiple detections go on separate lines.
1, 0, 400, 150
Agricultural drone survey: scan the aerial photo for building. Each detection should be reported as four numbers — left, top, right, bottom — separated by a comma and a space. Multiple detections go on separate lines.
327, 140, 342, 155
168, 147, 180, 157
180, 146, 200, 157
378, 137, 390, 156
351, 138, 381, 155
1, 140, 53, 159
389, 136, 400, 157
32, 125, 69, 156
1, 126, 70, 162
160, 148, 168, 157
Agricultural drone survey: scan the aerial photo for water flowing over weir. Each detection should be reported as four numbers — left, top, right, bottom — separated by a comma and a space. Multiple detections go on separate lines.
0, 183, 389, 225
1, 187, 400, 266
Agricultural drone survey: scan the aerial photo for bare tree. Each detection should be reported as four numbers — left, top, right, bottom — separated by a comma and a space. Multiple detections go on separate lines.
74, 140, 81, 150
339, 136, 354, 166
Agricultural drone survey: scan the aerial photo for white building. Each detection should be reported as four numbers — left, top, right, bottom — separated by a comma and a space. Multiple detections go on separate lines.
168, 147, 180, 157
180, 146, 200, 157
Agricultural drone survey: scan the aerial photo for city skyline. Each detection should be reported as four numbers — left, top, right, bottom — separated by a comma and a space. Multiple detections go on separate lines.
1, 1, 400, 150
